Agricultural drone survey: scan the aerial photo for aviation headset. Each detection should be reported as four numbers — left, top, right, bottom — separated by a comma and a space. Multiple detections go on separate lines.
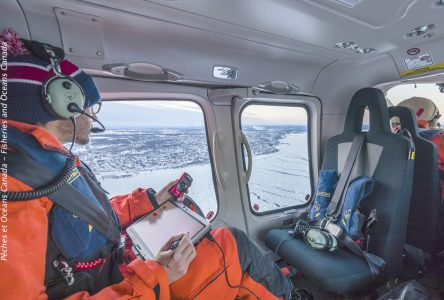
293, 220, 338, 252
303, 228, 338, 252
5, 41, 105, 201
22, 39, 86, 119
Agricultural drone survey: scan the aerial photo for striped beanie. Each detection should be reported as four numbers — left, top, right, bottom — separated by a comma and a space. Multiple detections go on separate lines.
1, 28, 101, 124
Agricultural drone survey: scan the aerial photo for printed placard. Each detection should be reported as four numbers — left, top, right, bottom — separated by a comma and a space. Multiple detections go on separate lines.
404, 52, 433, 70
213, 66, 238, 80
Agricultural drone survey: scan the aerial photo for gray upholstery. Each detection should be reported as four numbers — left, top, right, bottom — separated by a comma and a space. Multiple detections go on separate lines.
389, 106, 441, 256
266, 88, 414, 295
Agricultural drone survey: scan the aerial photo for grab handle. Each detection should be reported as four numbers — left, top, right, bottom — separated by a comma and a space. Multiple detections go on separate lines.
241, 132, 253, 183
212, 132, 225, 189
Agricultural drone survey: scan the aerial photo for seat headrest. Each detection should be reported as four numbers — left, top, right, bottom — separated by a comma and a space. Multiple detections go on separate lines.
343, 88, 391, 136
388, 106, 419, 137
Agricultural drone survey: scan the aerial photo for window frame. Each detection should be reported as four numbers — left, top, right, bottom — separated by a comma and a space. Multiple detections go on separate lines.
239, 101, 314, 216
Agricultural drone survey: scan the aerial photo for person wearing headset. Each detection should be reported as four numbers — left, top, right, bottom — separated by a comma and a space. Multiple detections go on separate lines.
0, 28, 308, 300
397, 97, 444, 255
397, 97, 444, 203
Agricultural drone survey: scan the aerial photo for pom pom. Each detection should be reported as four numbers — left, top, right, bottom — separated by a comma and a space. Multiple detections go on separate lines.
0, 28, 30, 57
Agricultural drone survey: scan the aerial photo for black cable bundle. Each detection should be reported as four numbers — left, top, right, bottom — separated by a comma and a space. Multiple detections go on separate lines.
4, 155, 77, 201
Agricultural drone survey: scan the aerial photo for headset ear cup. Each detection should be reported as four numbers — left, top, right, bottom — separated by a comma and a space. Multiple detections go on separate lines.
41, 84, 56, 119
326, 232, 338, 252
304, 229, 338, 251
42, 76, 85, 119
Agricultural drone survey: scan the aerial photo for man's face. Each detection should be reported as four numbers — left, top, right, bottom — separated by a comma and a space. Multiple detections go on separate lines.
50, 106, 101, 146
74, 107, 94, 145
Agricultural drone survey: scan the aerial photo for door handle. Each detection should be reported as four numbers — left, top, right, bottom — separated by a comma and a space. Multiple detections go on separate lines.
212, 132, 225, 189
241, 131, 253, 183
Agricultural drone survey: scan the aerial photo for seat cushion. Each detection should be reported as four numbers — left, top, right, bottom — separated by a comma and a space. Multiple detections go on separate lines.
266, 229, 373, 295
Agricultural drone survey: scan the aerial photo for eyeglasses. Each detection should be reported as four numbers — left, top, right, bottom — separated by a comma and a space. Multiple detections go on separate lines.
91, 102, 102, 115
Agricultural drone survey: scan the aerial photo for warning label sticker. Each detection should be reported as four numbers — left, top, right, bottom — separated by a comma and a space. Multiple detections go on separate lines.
403, 52, 433, 70
400, 63, 444, 77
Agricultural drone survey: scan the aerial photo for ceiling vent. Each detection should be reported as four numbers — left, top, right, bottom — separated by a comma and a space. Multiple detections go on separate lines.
405, 24, 437, 38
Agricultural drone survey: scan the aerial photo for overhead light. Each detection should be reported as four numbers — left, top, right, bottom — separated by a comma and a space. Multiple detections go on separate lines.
406, 24, 437, 38
334, 42, 356, 49
354, 48, 376, 54
334, 42, 376, 54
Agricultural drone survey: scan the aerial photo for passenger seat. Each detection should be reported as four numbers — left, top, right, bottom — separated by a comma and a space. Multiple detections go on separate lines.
265, 88, 414, 295
389, 106, 441, 258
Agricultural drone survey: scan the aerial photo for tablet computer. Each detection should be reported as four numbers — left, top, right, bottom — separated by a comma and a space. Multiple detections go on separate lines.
127, 200, 211, 260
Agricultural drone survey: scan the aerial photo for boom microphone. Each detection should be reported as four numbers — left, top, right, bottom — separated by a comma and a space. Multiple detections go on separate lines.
68, 103, 106, 133
90, 127, 105, 133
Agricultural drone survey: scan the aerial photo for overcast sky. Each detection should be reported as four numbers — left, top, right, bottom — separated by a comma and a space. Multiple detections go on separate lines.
97, 84, 444, 128
98, 100, 308, 128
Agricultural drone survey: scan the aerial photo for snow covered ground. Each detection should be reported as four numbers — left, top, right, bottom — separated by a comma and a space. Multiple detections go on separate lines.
100, 163, 218, 217
75, 127, 310, 217
247, 132, 311, 212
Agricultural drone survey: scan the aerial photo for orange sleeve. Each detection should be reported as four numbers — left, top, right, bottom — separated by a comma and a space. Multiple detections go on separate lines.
1, 178, 169, 300
0, 177, 53, 299
65, 259, 170, 300
110, 188, 156, 229
431, 133, 444, 173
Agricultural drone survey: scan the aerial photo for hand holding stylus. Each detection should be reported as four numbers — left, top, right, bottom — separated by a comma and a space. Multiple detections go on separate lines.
154, 232, 196, 283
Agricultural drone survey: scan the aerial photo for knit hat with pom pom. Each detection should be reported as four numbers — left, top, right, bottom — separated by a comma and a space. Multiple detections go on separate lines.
1, 28, 101, 124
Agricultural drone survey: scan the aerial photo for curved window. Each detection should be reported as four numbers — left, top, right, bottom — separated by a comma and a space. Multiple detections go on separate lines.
73, 100, 218, 219
241, 104, 311, 214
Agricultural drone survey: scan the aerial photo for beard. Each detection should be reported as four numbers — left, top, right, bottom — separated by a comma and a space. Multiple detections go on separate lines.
75, 120, 92, 145
75, 133, 90, 145
57, 116, 92, 145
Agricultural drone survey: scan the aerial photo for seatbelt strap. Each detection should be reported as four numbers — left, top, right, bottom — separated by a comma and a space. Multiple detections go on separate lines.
6, 148, 120, 242
339, 230, 385, 280
326, 134, 366, 220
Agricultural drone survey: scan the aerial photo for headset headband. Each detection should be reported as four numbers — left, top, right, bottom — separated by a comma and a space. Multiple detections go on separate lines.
20, 39, 86, 119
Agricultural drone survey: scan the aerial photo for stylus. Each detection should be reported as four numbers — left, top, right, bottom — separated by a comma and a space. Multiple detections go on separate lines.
171, 239, 181, 251
170, 232, 189, 252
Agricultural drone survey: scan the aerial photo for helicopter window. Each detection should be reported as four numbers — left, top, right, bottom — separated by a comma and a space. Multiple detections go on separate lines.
73, 100, 218, 219
241, 104, 311, 214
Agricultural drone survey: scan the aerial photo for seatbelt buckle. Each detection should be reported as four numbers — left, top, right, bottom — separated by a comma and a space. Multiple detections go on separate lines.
365, 209, 378, 234
322, 218, 343, 238
408, 147, 415, 160
319, 218, 329, 229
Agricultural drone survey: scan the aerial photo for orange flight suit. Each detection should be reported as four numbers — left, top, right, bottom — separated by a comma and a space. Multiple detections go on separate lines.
0, 120, 291, 300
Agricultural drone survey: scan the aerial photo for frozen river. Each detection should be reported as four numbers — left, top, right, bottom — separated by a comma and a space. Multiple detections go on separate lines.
74, 127, 310, 216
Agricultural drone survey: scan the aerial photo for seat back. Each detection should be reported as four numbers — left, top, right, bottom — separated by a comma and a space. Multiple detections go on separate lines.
321, 88, 414, 277
389, 106, 441, 256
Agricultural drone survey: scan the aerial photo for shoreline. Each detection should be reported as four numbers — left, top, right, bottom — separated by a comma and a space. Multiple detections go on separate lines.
100, 132, 310, 215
